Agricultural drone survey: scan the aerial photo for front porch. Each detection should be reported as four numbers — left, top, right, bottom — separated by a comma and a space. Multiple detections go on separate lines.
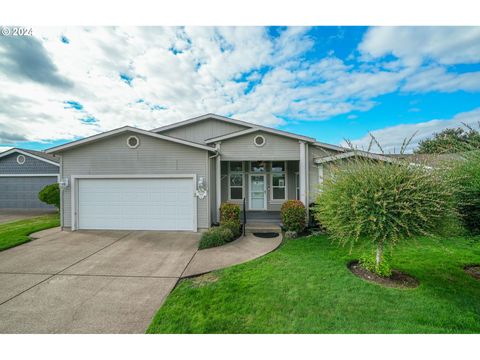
214, 159, 306, 226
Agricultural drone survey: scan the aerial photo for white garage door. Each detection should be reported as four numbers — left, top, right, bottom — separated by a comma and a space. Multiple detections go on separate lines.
77, 178, 195, 231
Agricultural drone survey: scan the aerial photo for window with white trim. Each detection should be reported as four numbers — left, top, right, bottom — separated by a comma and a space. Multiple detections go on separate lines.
229, 161, 244, 200
271, 161, 286, 201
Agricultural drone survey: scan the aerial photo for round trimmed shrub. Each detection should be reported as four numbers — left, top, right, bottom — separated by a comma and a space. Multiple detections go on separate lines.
220, 202, 240, 223
38, 183, 60, 209
281, 200, 306, 233
314, 157, 457, 275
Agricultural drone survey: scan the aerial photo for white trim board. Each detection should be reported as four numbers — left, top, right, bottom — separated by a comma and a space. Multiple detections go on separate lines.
70, 174, 198, 232
46, 126, 217, 154
0, 148, 60, 167
0, 174, 59, 178
314, 151, 397, 164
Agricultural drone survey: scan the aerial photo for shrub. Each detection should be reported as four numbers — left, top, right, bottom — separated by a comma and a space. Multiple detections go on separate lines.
199, 226, 234, 250
219, 203, 241, 238
314, 156, 457, 276
359, 254, 392, 278
222, 220, 241, 238
450, 151, 480, 234
38, 183, 60, 209
220, 203, 240, 223
281, 200, 306, 233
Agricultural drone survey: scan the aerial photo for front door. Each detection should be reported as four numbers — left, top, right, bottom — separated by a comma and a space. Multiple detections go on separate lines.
249, 174, 266, 210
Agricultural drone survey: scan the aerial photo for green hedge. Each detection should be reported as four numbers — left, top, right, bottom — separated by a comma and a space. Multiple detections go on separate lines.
199, 226, 234, 250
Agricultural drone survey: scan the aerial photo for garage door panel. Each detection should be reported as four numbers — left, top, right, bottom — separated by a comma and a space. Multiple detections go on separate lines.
78, 178, 195, 231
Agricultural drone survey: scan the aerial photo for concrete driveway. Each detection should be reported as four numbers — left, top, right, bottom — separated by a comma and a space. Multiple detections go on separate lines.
0, 230, 200, 333
0, 209, 57, 224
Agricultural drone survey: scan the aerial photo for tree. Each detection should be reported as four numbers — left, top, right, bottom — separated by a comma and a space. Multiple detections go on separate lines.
415, 125, 480, 154
38, 183, 60, 209
314, 157, 456, 275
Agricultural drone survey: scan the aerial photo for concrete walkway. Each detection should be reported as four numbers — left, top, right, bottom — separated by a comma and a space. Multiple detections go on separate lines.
182, 233, 282, 277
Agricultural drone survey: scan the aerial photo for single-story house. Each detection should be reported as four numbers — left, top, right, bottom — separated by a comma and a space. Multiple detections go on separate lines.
47, 113, 350, 232
0, 148, 60, 209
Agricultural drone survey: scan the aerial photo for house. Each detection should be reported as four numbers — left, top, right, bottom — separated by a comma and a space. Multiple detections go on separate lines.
46, 113, 347, 231
0, 148, 60, 209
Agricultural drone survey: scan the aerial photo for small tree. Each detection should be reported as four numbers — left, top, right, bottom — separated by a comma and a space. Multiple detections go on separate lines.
314, 156, 456, 275
415, 125, 480, 154
38, 183, 60, 209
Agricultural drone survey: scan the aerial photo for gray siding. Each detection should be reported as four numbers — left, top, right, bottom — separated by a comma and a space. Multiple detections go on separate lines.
0, 176, 58, 209
60, 132, 209, 229
308, 145, 341, 203
0, 153, 58, 174
160, 118, 248, 144
220, 131, 301, 161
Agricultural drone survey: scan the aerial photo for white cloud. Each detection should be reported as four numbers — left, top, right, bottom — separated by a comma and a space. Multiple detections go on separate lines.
359, 26, 480, 66
345, 108, 480, 153
402, 66, 480, 92
1, 26, 479, 147
0, 26, 415, 144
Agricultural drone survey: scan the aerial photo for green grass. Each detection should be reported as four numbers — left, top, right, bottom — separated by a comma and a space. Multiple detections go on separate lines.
147, 235, 480, 333
0, 214, 60, 251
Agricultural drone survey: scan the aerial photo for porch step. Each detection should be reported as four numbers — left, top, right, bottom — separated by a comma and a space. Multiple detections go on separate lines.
245, 222, 282, 233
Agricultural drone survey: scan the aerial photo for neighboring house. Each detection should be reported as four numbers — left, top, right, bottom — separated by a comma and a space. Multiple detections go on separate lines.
0, 148, 60, 210
46, 113, 346, 232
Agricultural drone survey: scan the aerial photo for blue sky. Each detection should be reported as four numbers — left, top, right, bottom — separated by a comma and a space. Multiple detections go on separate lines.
1, 26, 480, 153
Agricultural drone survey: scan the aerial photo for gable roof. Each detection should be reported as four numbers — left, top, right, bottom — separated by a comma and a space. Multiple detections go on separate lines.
46, 126, 217, 154
0, 148, 59, 166
314, 151, 396, 164
204, 126, 315, 143
152, 113, 316, 143
152, 113, 253, 133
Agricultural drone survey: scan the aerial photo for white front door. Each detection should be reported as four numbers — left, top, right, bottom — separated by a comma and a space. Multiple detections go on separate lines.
249, 174, 266, 210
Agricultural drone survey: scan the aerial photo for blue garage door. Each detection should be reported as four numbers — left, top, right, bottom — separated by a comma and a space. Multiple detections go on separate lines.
0, 176, 58, 209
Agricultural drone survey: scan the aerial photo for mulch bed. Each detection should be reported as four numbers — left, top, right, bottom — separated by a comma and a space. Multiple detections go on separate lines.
348, 260, 419, 289
464, 265, 480, 280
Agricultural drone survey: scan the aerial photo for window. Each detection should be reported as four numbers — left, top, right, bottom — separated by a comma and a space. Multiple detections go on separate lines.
127, 135, 140, 149
271, 161, 286, 201
229, 161, 244, 200
295, 172, 300, 200
16, 154, 25, 165
253, 135, 266, 147
271, 161, 286, 173
250, 161, 266, 173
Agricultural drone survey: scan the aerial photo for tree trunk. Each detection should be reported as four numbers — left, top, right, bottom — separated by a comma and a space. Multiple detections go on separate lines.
376, 242, 383, 271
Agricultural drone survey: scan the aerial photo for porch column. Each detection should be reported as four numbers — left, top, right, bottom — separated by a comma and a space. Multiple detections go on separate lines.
299, 141, 307, 205
215, 142, 222, 223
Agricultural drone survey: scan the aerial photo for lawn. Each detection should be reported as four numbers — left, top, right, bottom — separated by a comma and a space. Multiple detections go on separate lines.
0, 214, 60, 251
147, 235, 480, 333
